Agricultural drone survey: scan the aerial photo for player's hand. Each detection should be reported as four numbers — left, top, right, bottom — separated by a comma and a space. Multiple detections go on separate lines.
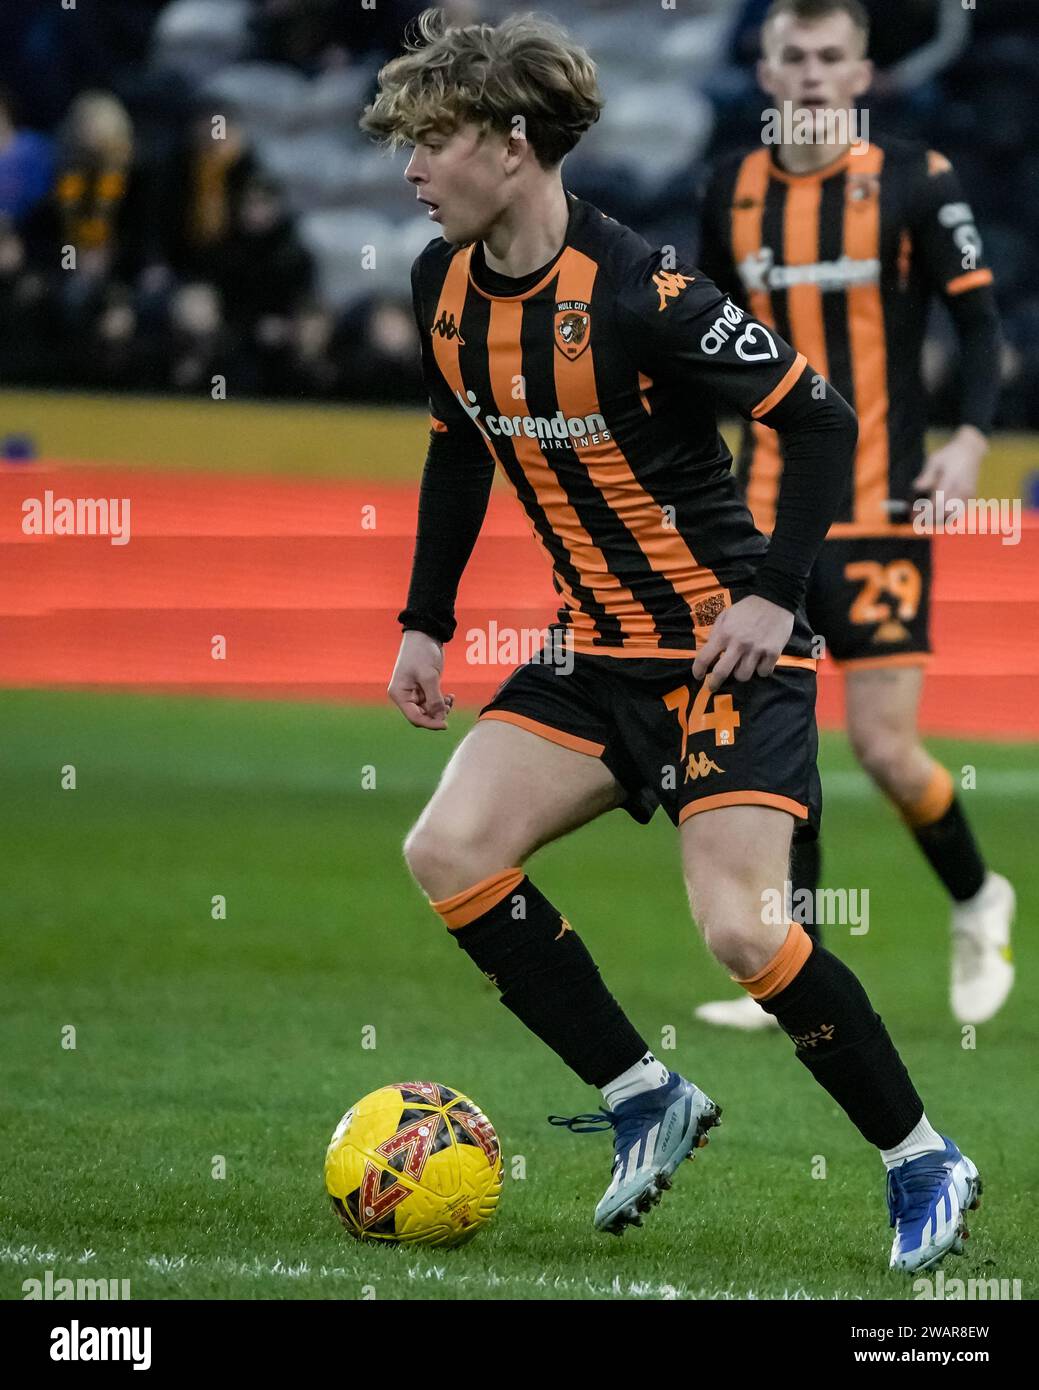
692, 596, 794, 691
913, 425, 988, 512
388, 630, 455, 729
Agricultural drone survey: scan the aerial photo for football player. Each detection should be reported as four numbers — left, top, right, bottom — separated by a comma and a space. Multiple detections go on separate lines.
695, 0, 1013, 1032
362, 7, 982, 1270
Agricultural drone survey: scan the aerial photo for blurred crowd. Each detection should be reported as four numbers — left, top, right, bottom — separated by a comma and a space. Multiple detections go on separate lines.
0, 0, 1037, 423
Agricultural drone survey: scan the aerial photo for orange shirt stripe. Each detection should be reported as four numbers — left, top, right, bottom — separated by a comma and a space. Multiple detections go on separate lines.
731, 150, 784, 534
486, 292, 650, 642
842, 143, 889, 529
432, 249, 596, 642
783, 177, 830, 379
554, 247, 733, 647
731, 150, 773, 326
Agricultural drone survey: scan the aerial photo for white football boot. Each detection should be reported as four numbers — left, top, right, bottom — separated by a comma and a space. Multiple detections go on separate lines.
694, 993, 780, 1031
950, 872, 1015, 1024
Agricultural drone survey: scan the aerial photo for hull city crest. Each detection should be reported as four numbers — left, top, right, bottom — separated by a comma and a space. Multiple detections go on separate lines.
554, 300, 591, 359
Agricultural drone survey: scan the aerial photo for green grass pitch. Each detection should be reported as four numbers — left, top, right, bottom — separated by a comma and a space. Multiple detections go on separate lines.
1, 689, 1034, 1301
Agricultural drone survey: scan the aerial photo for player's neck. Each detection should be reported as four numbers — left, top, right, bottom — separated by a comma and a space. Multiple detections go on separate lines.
775, 140, 854, 176
481, 177, 570, 279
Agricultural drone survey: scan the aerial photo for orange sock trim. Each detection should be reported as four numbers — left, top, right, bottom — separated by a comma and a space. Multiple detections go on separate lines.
735, 922, 813, 1001
899, 764, 954, 829
431, 868, 524, 931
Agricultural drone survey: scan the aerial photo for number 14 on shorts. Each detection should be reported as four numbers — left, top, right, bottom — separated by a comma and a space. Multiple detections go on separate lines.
663, 683, 741, 764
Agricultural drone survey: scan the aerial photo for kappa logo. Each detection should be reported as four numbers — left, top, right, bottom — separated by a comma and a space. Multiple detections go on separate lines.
684, 751, 724, 782
554, 915, 573, 939
653, 270, 695, 312
432, 309, 465, 343
554, 300, 591, 359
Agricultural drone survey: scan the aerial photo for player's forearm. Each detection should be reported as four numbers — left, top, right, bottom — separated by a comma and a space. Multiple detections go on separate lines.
397, 431, 495, 643
946, 288, 1001, 436
749, 376, 858, 613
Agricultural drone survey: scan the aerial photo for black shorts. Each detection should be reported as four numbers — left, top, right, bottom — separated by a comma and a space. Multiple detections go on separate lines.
479, 651, 821, 836
806, 535, 932, 667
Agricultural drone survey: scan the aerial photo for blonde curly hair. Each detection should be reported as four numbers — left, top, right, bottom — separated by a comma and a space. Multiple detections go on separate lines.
361, 9, 603, 168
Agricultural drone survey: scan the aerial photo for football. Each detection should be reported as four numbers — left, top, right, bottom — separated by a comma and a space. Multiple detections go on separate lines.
325, 1081, 504, 1246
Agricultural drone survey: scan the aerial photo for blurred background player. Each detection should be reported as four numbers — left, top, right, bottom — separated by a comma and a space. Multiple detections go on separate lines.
694, 0, 1014, 1032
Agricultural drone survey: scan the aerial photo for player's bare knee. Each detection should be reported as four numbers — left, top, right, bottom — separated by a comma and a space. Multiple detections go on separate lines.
852, 726, 917, 795
701, 916, 778, 978
403, 817, 512, 903
401, 820, 436, 891
401, 819, 471, 899
688, 860, 789, 976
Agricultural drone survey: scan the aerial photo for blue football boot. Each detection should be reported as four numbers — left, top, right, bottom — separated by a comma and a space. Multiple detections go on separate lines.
888, 1136, 982, 1272
549, 1071, 721, 1234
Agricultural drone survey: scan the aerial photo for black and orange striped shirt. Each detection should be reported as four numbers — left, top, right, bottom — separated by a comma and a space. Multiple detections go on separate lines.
699, 137, 999, 538
404, 194, 855, 659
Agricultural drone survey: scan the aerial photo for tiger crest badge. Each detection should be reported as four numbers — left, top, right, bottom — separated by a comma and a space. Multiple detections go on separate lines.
554, 300, 591, 359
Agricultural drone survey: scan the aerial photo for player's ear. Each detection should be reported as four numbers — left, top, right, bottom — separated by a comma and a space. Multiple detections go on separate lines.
503, 119, 530, 172
853, 58, 873, 100
756, 57, 777, 101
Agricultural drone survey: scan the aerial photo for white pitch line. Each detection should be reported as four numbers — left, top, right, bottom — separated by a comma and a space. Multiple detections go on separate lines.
1, 1241, 866, 1301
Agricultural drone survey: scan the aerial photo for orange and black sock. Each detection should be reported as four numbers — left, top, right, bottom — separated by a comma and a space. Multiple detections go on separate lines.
432, 870, 648, 1088
743, 925, 923, 1148
900, 765, 986, 902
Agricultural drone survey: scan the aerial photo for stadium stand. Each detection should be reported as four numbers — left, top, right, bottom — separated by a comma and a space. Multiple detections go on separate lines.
0, 0, 1036, 422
